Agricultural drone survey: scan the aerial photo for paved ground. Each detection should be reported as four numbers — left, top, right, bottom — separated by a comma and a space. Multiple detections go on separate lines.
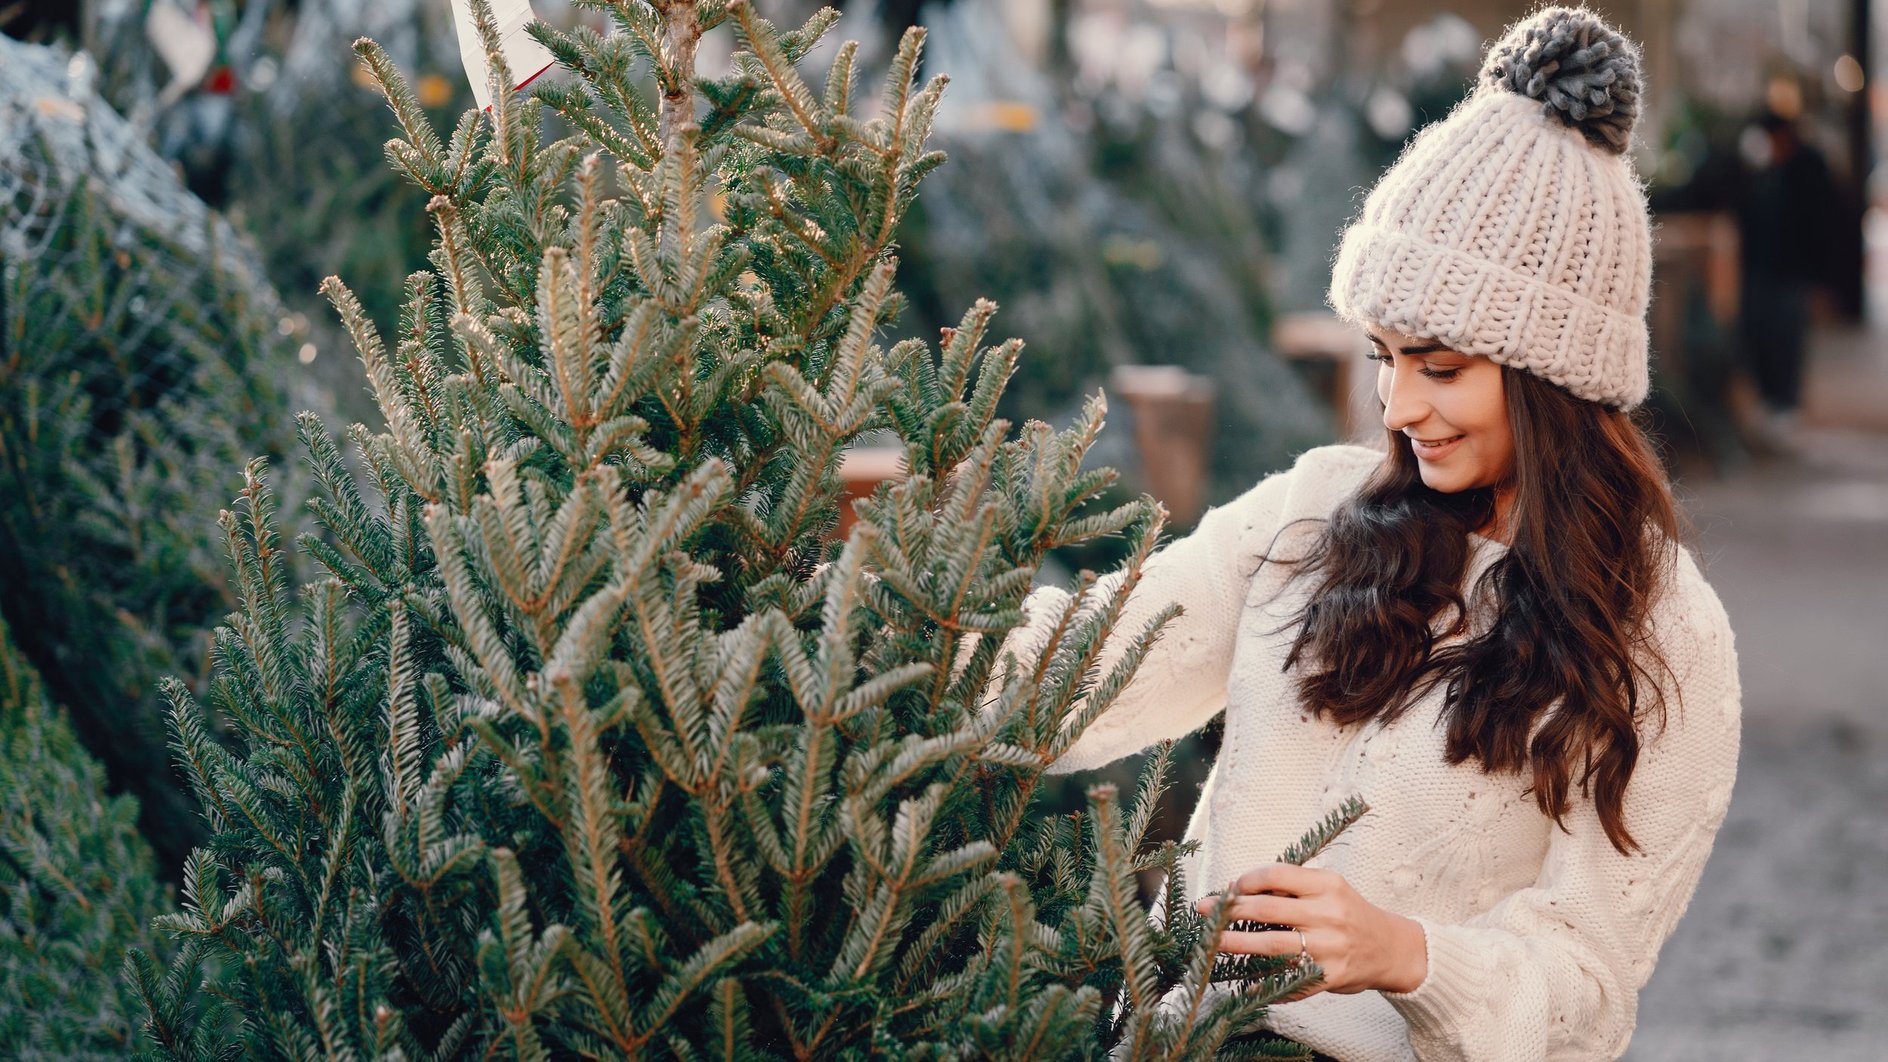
1625, 327, 1888, 1060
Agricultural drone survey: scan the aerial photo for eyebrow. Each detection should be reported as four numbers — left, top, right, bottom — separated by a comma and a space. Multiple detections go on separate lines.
1366, 334, 1452, 355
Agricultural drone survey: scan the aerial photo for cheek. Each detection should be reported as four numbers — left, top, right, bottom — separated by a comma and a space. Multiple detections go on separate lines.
1484, 418, 1516, 475
1470, 375, 1515, 471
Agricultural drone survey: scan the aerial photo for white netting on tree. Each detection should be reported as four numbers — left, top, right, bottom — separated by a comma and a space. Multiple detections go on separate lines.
0, 33, 309, 869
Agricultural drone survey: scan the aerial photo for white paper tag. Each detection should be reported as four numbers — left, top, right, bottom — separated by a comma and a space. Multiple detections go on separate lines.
144, 0, 216, 86
448, 0, 556, 110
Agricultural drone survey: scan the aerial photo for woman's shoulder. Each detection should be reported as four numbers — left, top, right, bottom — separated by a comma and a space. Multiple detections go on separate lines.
1197, 444, 1381, 562
1655, 547, 1736, 653
1644, 544, 1741, 718
1287, 442, 1383, 485
1222, 443, 1382, 529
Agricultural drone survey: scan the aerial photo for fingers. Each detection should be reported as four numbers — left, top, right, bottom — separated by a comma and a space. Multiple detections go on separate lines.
1192, 893, 1307, 927
1195, 895, 1316, 957
1213, 926, 1306, 957
1228, 862, 1332, 898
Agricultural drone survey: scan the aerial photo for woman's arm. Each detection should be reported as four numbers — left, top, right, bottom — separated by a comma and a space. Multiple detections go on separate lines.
965, 466, 1296, 776
1381, 564, 1742, 1061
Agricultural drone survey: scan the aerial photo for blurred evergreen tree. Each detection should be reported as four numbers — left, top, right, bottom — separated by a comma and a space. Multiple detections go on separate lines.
0, 613, 168, 1060
136, 2, 1356, 1057
890, 4, 1333, 510
0, 37, 307, 872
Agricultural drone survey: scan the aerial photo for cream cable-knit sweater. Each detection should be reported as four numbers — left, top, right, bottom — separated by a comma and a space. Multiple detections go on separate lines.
992, 444, 1740, 1061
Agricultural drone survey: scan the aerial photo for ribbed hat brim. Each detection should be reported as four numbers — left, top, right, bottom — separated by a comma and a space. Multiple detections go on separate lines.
1329, 221, 1649, 408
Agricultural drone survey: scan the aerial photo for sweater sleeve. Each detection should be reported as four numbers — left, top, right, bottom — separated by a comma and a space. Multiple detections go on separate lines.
971, 465, 1297, 776
1381, 563, 1742, 1061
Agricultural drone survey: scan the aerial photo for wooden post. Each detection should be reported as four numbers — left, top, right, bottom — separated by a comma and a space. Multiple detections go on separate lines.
834, 447, 905, 542
1108, 365, 1215, 527
1272, 310, 1370, 441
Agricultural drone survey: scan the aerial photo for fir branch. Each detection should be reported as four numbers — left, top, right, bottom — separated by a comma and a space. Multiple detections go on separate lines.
531, 25, 660, 170
353, 37, 446, 191
1083, 784, 1159, 1030
482, 849, 571, 1059
383, 603, 426, 816
822, 39, 859, 116
1277, 796, 1370, 868
728, 1, 829, 147
631, 921, 775, 1050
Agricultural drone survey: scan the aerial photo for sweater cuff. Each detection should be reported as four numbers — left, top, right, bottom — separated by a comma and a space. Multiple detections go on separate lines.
1380, 917, 1492, 1040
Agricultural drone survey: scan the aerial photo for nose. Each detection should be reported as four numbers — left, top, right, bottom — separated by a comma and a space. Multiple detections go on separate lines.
1379, 361, 1431, 434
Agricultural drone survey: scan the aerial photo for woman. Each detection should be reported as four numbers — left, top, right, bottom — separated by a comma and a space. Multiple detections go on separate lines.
989, 9, 1741, 1060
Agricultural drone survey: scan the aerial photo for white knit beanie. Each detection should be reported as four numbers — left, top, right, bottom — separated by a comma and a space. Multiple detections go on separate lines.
1327, 6, 1653, 409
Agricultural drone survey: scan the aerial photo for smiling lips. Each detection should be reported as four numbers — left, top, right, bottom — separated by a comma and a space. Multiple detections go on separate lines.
1410, 434, 1464, 460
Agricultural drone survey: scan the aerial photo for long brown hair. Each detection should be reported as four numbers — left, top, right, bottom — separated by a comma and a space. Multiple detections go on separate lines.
1284, 367, 1680, 854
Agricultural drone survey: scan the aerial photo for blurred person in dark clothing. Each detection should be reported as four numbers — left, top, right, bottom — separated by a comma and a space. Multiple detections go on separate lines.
1736, 107, 1840, 443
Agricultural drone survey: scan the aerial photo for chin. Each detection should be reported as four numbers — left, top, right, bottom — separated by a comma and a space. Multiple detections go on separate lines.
1416, 467, 1475, 494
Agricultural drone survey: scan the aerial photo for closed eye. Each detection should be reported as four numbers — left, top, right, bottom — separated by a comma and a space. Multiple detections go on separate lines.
1366, 349, 1464, 380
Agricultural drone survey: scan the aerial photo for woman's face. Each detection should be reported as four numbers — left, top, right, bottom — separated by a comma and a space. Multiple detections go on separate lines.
1366, 323, 1515, 499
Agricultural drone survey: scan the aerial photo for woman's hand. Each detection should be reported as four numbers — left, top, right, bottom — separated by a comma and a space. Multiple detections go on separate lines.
1194, 863, 1429, 1000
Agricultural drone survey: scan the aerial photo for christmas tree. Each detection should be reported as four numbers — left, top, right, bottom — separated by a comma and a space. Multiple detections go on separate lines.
136, 3, 1356, 1056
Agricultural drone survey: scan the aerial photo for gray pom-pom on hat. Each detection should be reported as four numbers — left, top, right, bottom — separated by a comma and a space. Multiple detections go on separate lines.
1481, 5, 1643, 155
1326, 6, 1656, 409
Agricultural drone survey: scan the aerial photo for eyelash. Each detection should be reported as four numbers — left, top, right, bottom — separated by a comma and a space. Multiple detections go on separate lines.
1364, 351, 1462, 381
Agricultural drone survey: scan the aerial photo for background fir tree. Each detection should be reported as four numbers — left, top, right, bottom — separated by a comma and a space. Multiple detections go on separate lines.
0, 34, 310, 873
137, 3, 1357, 1056
0, 612, 169, 1059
